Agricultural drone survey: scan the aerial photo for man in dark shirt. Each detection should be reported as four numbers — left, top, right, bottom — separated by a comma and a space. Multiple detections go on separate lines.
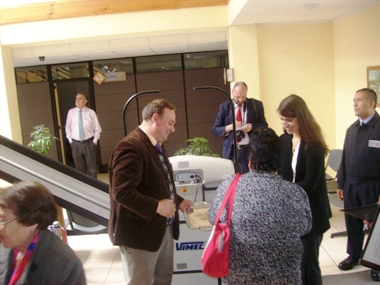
337, 88, 380, 281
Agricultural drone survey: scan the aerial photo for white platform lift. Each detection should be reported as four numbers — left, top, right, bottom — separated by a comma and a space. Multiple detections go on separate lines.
168, 155, 235, 285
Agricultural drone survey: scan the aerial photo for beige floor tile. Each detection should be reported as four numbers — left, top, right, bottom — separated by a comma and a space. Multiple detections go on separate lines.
70, 201, 375, 284
321, 237, 347, 252
112, 253, 124, 267
99, 283, 126, 285
321, 266, 343, 276
326, 250, 348, 266
105, 266, 126, 283
75, 250, 92, 263
341, 265, 369, 274
331, 226, 348, 232
68, 235, 97, 251
319, 251, 337, 267
84, 267, 111, 284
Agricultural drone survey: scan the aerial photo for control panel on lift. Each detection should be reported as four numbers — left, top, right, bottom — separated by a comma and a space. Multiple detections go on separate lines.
168, 155, 235, 285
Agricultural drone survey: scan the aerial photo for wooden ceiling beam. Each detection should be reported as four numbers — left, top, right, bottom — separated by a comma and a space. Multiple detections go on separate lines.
0, 0, 227, 25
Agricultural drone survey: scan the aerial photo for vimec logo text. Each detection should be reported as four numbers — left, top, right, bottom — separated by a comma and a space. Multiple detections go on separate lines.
175, 241, 205, 251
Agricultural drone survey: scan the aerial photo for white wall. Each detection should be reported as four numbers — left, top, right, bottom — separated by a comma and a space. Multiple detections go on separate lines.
1, 3, 380, 148
257, 23, 335, 147
333, 4, 380, 148
0, 44, 21, 141
0, 7, 228, 46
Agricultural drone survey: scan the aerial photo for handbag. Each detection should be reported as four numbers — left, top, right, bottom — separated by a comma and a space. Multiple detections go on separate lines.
201, 173, 241, 278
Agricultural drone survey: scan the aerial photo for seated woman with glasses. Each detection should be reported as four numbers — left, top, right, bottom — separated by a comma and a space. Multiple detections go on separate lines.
0, 181, 86, 285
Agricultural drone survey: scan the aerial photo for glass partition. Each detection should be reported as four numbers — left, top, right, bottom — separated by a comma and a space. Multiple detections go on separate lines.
15, 50, 228, 84
15, 66, 48, 84
184, 51, 229, 70
93, 58, 134, 75
136, 54, 182, 73
51, 62, 89, 80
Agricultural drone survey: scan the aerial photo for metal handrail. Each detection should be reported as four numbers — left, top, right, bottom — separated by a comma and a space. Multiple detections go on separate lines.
193, 86, 241, 174
122, 90, 160, 136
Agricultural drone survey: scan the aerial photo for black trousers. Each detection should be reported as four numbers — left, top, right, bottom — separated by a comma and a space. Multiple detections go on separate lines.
71, 138, 97, 178
301, 228, 323, 285
229, 146, 249, 174
344, 179, 380, 258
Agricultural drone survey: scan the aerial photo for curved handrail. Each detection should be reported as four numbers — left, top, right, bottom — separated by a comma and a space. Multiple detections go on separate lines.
122, 90, 160, 136
193, 86, 241, 174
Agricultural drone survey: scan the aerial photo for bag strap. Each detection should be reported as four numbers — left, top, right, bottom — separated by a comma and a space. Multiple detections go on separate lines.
214, 173, 241, 226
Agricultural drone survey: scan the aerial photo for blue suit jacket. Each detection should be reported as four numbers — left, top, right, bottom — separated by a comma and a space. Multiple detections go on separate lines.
212, 98, 268, 159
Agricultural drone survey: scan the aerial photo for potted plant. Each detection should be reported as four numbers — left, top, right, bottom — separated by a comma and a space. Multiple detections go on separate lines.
174, 137, 219, 157
27, 124, 58, 155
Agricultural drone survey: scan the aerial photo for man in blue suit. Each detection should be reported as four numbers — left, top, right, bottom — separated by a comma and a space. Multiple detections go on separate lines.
337, 88, 380, 282
212, 81, 268, 173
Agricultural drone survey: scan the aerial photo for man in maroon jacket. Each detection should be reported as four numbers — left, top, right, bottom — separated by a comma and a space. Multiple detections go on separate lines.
108, 98, 192, 285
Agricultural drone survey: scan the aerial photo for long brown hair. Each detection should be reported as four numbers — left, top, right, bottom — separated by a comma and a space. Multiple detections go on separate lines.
277, 94, 329, 156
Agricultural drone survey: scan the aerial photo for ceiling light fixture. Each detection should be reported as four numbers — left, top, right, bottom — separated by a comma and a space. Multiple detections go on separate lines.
305, 3, 319, 9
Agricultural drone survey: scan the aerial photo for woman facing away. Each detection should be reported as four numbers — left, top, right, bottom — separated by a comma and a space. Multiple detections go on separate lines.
208, 126, 312, 285
277, 94, 332, 285
0, 181, 86, 285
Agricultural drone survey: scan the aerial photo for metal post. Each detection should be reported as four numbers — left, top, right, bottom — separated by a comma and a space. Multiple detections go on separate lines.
193, 86, 242, 174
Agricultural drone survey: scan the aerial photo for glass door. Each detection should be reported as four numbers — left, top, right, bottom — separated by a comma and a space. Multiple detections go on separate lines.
54, 80, 92, 168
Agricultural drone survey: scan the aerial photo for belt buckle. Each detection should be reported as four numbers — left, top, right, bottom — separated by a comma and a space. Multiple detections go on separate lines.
238, 144, 247, 150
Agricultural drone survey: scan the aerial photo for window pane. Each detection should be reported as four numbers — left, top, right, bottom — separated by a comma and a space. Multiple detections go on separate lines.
184, 51, 229, 70
93, 58, 134, 75
136, 54, 182, 73
15, 66, 48, 84
51, 62, 89, 80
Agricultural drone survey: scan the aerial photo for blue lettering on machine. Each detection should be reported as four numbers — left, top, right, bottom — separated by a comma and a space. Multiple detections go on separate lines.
168, 155, 234, 284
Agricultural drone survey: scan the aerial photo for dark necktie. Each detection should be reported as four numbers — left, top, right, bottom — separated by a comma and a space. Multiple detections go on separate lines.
155, 143, 175, 225
155, 143, 162, 153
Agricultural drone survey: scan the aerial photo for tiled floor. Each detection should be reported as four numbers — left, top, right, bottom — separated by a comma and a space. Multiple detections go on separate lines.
0, 178, 371, 284
66, 176, 370, 284
67, 202, 370, 285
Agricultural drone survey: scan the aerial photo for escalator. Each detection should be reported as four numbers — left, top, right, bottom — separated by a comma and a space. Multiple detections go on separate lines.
0, 135, 109, 229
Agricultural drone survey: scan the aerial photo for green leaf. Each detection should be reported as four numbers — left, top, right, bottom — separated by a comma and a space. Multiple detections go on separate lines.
27, 124, 58, 155
173, 136, 220, 157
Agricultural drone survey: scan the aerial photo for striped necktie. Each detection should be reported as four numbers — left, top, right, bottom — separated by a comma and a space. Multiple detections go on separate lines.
155, 143, 175, 225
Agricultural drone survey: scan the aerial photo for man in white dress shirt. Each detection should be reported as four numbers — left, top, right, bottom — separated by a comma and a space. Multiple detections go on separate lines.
65, 92, 102, 178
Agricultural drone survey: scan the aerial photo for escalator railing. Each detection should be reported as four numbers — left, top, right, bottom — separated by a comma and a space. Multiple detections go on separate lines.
0, 135, 109, 227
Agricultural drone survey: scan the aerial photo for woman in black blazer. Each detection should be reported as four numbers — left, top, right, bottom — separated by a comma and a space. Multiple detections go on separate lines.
277, 94, 332, 285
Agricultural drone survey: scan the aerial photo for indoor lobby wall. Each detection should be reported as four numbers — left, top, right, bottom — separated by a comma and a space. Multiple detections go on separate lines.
0, 44, 21, 142
333, 4, 380, 148
227, 25, 260, 100
256, 23, 335, 148
0, 6, 228, 140
0, 6, 227, 47
2, 3, 380, 151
